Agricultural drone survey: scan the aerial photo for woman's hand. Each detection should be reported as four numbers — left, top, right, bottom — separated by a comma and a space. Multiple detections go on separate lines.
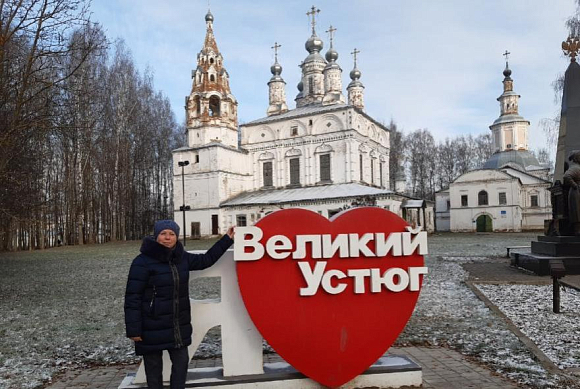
130, 336, 142, 342
226, 226, 235, 240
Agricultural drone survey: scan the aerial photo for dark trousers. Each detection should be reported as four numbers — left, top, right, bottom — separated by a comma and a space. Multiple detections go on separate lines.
142, 347, 189, 389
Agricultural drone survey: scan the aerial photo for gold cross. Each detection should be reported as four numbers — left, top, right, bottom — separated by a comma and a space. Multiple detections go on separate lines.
306, 6, 320, 34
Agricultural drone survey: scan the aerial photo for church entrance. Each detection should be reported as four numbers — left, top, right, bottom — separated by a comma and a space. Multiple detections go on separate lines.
476, 215, 492, 232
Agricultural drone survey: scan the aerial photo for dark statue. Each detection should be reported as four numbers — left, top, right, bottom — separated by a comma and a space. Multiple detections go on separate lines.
563, 150, 580, 235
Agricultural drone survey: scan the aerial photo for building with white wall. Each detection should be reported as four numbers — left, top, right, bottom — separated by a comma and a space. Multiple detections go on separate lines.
435, 61, 551, 232
173, 10, 434, 237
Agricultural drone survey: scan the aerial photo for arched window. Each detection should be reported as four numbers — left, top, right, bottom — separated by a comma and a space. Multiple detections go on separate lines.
210, 57, 214, 64
478, 190, 488, 206
194, 96, 201, 115
209, 96, 220, 117
210, 74, 215, 82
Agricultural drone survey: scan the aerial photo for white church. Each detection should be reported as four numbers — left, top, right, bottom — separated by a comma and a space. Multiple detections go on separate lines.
435, 60, 551, 232
173, 9, 434, 238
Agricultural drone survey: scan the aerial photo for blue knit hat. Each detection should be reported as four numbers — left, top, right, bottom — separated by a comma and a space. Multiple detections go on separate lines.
154, 220, 180, 239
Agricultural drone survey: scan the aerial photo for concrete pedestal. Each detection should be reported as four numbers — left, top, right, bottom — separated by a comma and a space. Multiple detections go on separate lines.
118, 355, 422, 389
514, 236, 580, 275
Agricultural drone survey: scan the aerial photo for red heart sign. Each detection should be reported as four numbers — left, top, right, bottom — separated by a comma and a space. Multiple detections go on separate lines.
236, 207, 426, 388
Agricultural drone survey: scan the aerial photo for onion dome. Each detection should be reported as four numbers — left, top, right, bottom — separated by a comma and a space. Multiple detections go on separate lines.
205, 10, 214, 22
503, 63, 512, 80
326, 47, 338, 62
269, 60, 284, 83
348, 66, 363, 87
305, 34, 324, 53
271, 61, 282, 76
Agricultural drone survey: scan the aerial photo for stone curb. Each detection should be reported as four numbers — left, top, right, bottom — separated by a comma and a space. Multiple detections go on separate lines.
465, 280, 561, 375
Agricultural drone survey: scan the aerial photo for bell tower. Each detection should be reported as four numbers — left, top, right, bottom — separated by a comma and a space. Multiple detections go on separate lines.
489, 51, 530, 153
186, 10, 238, 148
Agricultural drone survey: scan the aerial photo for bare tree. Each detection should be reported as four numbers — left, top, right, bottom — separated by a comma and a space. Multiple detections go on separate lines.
0, 3, 180, 251
387, 119, 405, 190
406, 129, 437, 200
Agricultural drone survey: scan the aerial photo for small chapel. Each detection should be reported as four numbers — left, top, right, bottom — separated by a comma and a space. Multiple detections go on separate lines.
435, 57, 551, 232
172, 8, 434, 238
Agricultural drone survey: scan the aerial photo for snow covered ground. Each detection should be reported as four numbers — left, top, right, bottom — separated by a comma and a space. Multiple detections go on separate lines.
475, 283, 580, 370
396, 255, 573, 388
0, 233, 578, 388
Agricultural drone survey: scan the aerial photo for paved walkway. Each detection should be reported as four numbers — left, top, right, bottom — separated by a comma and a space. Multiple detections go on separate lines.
45, 346, 519, 389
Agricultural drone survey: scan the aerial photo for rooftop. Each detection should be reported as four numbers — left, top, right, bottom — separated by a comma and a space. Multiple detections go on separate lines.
243, 103, 388, 132
482, 149, 545, 172
221, 182, 396, 207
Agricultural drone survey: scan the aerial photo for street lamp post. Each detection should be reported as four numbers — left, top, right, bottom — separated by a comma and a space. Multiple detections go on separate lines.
178, 160, 190, 246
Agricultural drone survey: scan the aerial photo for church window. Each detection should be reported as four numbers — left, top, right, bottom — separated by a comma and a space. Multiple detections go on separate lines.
291, 126, 298, 136
478, 190, 488, 206
370, 159, 374, 183
461, 195, 468, 207
531, 195, 538, 207
289, 158, 300, 186
210, 74, 215, 82
499, 192, 506, 205
263, 162, 273, 187
359, 154, 364, 181
194, 96, 201, 115
380, 162, 384, 188
209, 96, 220, 117
195, 155, 200, 163
236, 215, 247, 227
326, 122, 332, 128
446, 200, 451, 210
309, 119, 313, 126
308, 76, 314, 94
210, 57, 214, 64
320, 154, 331, 182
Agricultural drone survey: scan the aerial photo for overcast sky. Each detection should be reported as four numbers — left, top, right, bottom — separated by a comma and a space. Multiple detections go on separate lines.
90, 0, 577, 153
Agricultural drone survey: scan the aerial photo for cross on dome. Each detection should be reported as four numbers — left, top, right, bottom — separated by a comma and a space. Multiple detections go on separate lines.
351, 48, 360, 67
326, 25, 336, 48
272, 42, 281, 62
307, 6, 320, 35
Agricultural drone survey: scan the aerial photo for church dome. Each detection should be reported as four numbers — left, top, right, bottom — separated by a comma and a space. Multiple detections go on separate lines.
205, 10, 214, 22
503, 66, 512, 78
326, 47, 338, 62
482, 150, 542, 171
270, 61, 282, 75
297, 80, 303, 91
350, 67, 361, 80
305, 35, 323, 53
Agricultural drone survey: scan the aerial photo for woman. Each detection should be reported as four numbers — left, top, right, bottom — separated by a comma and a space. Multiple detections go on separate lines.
124, 220, 234, 389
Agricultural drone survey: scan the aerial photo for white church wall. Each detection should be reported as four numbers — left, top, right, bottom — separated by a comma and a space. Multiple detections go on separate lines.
449, 171, 524, 232
173, 208, 218, 237
450, 205, 522, 232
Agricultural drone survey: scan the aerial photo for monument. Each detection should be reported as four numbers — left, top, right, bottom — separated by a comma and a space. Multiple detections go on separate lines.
120, 207, 427, 388
514, 36, 580, 312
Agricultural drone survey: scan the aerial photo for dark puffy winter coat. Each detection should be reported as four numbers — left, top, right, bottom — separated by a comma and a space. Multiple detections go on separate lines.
124, 235, 233, 355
